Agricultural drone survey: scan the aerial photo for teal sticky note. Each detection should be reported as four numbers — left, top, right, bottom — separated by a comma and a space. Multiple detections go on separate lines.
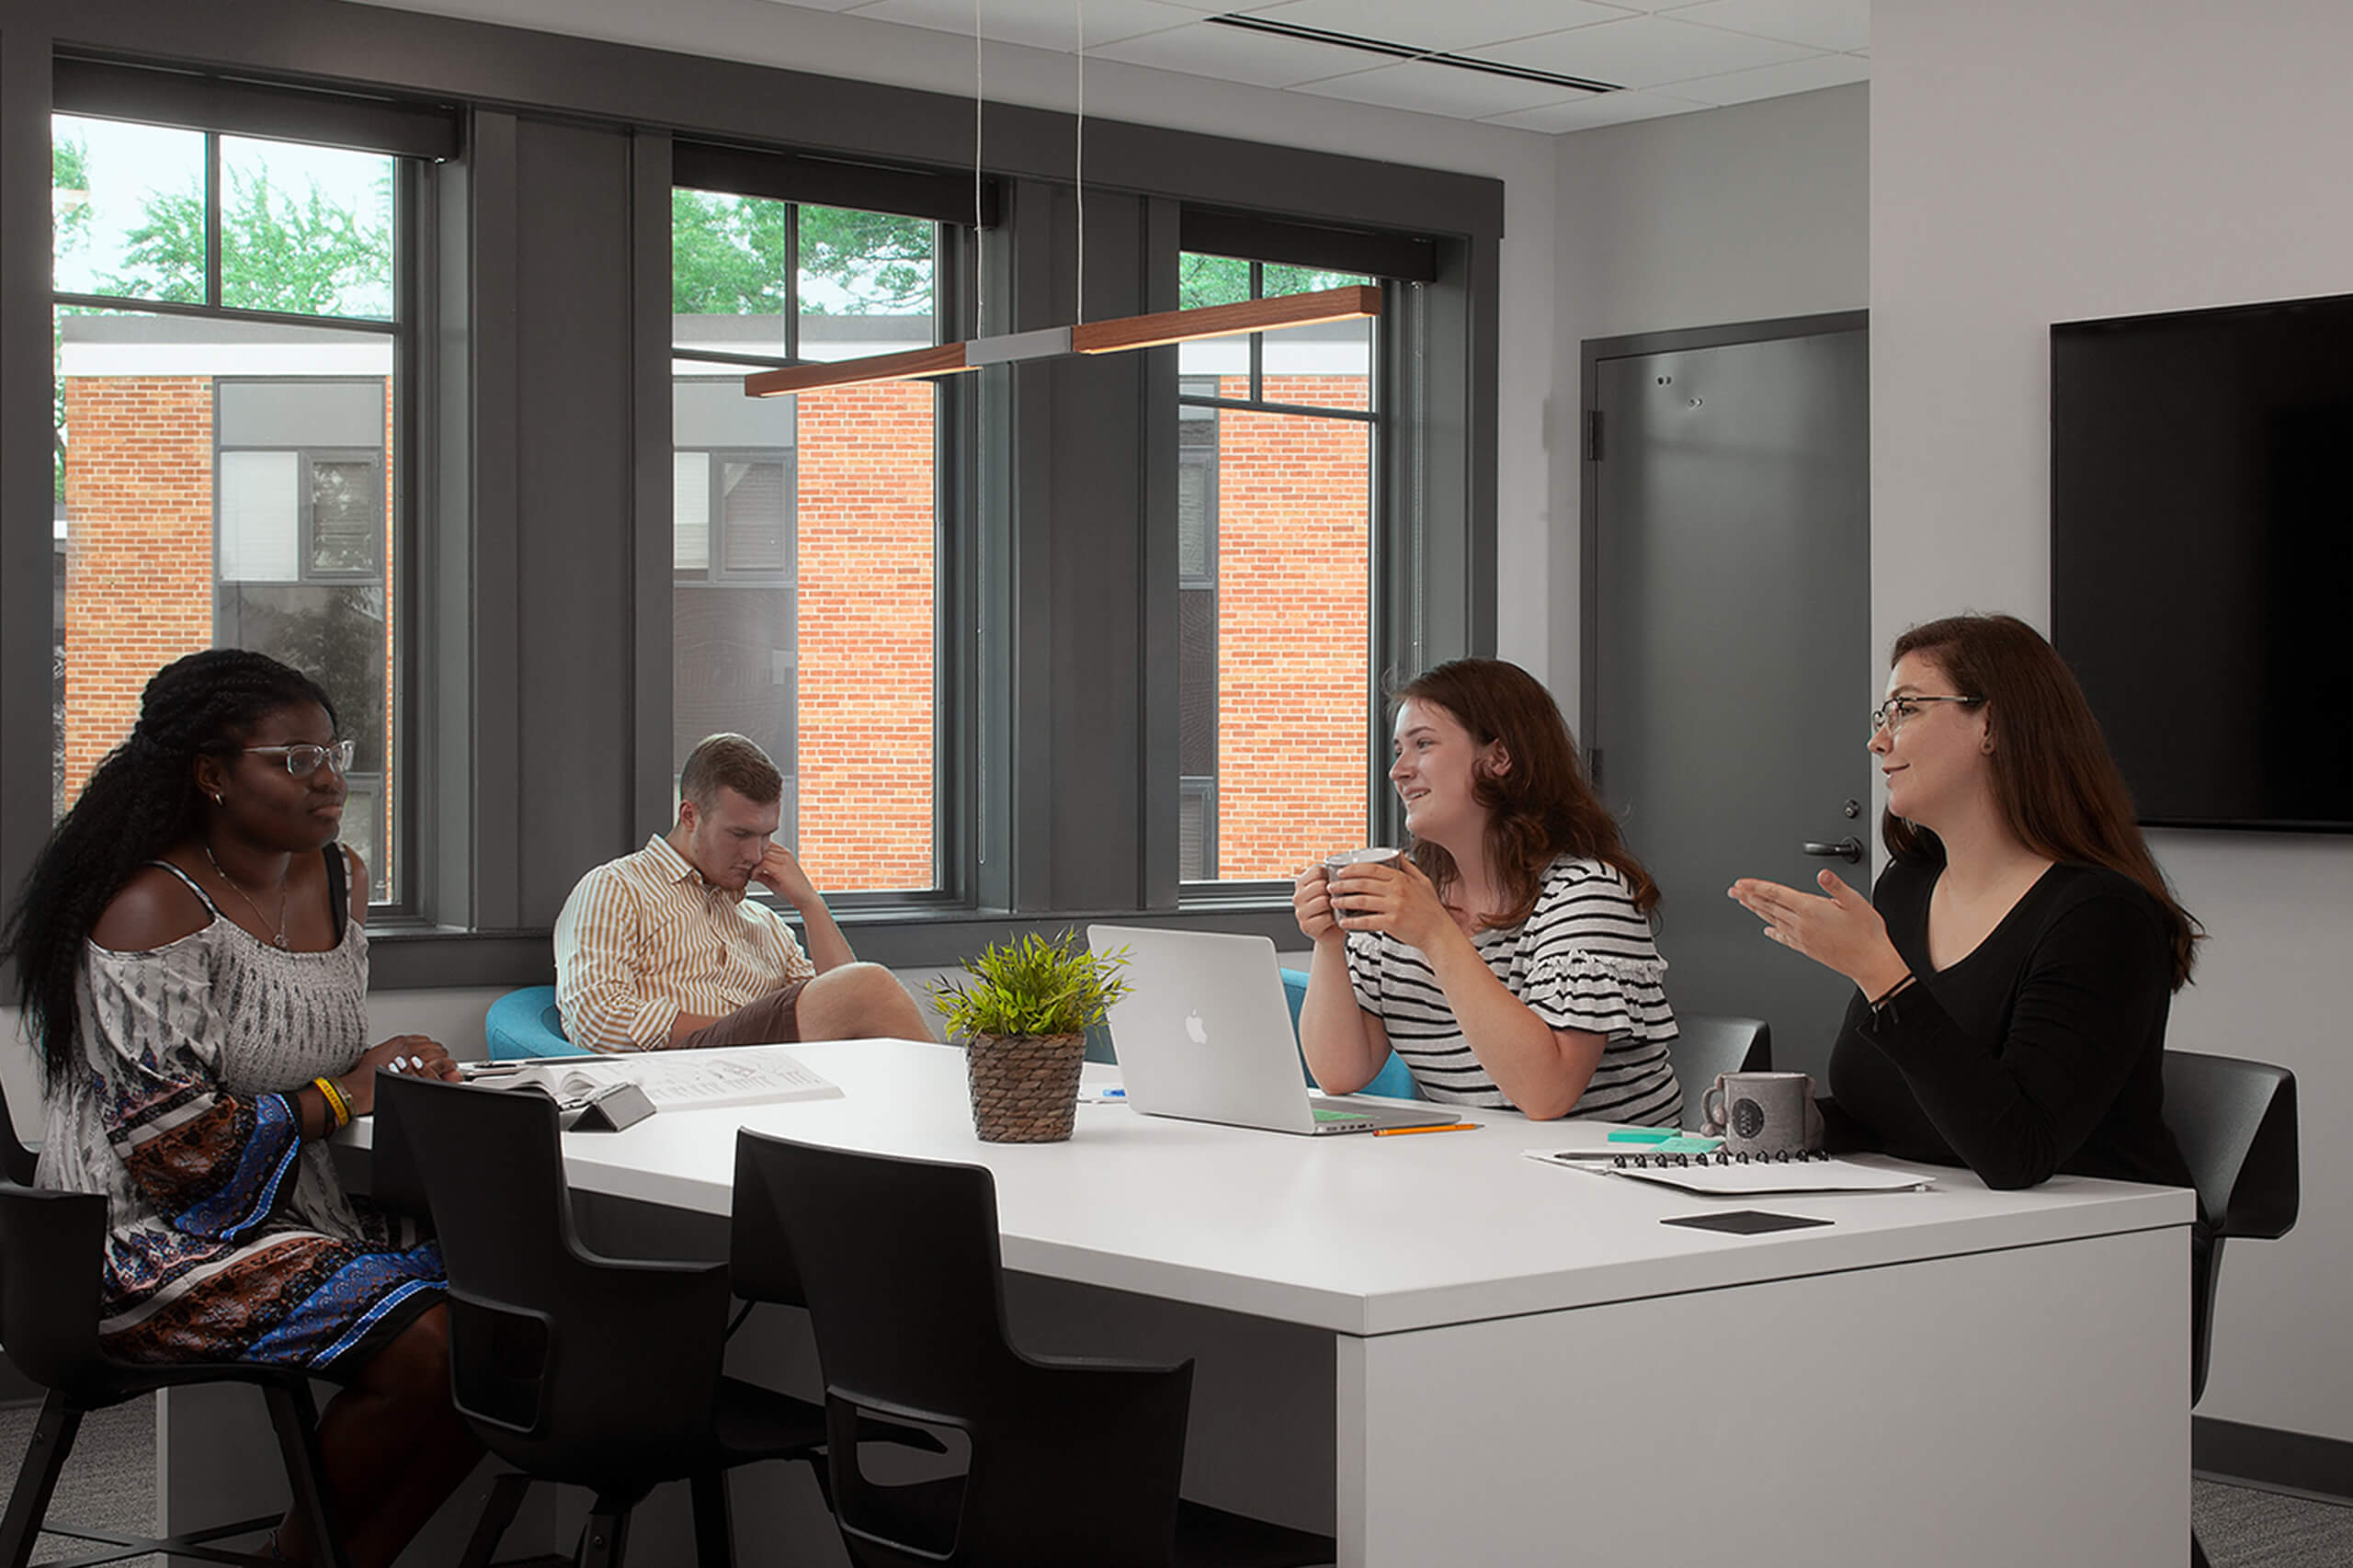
1607, 1129, 1676, 1144
1653, 1135, 1723, 1153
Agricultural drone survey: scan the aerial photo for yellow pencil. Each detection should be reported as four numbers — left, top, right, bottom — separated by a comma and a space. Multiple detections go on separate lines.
1372, 1122, 1478, 1137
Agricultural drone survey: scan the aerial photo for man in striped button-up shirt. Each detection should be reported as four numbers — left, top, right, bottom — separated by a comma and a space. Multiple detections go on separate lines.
553, 733, 929, 1051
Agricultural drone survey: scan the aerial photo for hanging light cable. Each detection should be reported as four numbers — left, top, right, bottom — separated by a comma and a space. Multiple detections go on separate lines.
745, 0, 1381, 400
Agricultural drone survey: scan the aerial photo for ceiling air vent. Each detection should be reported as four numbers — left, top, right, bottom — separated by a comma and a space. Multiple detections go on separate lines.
1205, 14, 1621, 94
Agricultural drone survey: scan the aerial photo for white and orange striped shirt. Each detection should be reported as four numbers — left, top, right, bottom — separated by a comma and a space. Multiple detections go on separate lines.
552, 835, 816, 1051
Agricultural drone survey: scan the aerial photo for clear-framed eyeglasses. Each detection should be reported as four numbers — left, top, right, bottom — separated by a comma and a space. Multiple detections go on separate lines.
1869, 695, 1983, 738
244, 740, 357, 777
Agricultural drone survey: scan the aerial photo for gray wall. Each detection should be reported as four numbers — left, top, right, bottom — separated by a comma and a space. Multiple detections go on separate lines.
1549, 84, 1870, 724
1872, 0, 2352, 1445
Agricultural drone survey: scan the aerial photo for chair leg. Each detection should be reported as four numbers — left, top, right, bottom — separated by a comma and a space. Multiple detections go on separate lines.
457, 1471, 535, 1568
0, 1393, 84, 1568
576, 1497, 634, 1568
689, 1471, 733, 1568
261, 1382, 352, 1568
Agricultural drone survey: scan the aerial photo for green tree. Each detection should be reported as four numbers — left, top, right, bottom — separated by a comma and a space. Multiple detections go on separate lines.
100, 168, 392, 317
1178, 254, 1370, 310
52, 136, 91, 504
672, 191, 932, 316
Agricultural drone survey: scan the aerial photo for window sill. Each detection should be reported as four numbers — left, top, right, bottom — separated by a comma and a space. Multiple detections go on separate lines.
363, 903, 1303, 990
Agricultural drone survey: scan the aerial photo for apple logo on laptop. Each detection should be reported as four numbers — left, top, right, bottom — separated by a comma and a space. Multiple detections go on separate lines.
1185, 1010, 1210, 1046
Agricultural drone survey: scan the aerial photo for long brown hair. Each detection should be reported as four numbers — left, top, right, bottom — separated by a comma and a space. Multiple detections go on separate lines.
1392, 659, 1658, 929
1883, 613, 2200, 989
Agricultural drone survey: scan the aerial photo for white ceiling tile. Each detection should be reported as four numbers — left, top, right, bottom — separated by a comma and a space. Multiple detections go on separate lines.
1468, 13, 1818, 89
1090, 18, 1382, 87
1288, 59, 1596, 119
1664, 48, 1868, 105
756, 0, 875, 14
1262, 0, 1634, 55
852, 0, 1192, 51
1137, 0, 1304, 11
1482, 88, 1710, 132
1659, 0, 1869, 53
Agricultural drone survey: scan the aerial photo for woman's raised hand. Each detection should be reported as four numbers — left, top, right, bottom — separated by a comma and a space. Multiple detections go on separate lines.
1727, 869, 1909, 997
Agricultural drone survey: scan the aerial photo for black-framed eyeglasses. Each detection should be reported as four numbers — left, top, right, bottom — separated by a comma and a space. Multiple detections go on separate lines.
244, 740, 356, 777
1869, 696, 1983, 737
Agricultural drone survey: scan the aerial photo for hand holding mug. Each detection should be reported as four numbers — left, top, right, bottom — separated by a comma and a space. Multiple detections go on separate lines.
1293, 863, 1343, 946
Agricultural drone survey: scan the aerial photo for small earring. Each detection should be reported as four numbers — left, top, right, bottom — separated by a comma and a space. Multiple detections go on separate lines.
210, 792, 225, 807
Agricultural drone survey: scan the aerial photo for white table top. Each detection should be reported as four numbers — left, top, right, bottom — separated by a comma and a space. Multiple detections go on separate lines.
371, 1038, 2195, 1336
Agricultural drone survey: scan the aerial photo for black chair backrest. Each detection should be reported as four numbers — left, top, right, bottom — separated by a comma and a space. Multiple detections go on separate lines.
0, 1187, 107, 1391
736, 1131, 1193, 1568
2162, 1050, 2298, 1242
1, 1072, 42, 1187
1672, 1015, 1771, 1121
378, 1075, 731, 1492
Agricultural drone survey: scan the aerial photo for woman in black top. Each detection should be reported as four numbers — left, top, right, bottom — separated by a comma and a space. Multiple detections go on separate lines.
1729, 614, 2199, 1192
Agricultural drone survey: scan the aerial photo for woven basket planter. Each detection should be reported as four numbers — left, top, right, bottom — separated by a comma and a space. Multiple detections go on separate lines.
964, 1032, 1086, 1143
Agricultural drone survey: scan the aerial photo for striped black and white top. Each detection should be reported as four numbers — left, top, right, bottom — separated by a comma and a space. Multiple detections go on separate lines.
1345, 855, 1682, 1124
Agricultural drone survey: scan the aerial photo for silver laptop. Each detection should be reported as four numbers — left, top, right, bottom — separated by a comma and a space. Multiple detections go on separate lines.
1087, 925, 1468, 1136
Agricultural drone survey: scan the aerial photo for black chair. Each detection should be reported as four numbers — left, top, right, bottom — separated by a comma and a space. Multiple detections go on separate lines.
733, 1130, 1335, 1568
0, 1085, 349, 1568
1670, 1014, 1771, 1128
2159, 1051, 2299, 1568
380, 1074, 835, 1568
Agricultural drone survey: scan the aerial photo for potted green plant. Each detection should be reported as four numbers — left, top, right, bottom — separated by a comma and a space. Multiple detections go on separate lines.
930, 930, 1131, 1143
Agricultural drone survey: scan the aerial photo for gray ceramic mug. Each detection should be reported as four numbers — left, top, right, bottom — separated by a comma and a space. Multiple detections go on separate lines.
1701, 1070, 1826, 1155
1323, 847, 1401, 917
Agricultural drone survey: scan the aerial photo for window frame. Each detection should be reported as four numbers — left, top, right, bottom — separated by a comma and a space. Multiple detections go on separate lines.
1172, 259, 1384, 899
47, 103, 421, 912
665, 171, 964, 912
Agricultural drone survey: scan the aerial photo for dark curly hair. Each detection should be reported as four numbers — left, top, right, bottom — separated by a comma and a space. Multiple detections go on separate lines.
1392, 658, 1659, 930
6, 649, 336, 1085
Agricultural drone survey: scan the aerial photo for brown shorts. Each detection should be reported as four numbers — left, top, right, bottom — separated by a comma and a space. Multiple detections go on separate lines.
672, 978, 813, 1051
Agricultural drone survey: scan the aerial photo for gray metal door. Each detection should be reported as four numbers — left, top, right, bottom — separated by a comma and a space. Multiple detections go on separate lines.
1586, 324, 1870, 1079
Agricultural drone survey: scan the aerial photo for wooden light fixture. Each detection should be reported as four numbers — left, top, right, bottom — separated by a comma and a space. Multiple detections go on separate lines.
745, 286, 1381, 399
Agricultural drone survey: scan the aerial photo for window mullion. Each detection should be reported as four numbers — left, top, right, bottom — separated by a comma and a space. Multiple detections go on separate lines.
205, 132, 222, 310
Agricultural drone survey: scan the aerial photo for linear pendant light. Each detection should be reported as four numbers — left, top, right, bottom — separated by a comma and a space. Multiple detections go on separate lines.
745, 5, 1381, 400
744, 286, 1383, 398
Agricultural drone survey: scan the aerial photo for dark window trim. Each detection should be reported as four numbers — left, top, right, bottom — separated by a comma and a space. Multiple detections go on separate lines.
53, 53, 462, 161
1180, 208, 1439, 285
674, 139, 998, 230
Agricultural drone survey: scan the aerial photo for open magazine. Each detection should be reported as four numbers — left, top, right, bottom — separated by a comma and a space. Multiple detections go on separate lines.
460, 1043, 844, 1118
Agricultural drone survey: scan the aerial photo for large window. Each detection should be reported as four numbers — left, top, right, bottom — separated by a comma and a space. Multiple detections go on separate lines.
52, 111, 407, 900
1175, 256, 1379, 885
670, 187, 942, 894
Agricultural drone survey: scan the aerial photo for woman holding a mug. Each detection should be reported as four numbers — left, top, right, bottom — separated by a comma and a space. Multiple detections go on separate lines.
1729, 613, 2197, 1191
1292, 659, 1681, 1124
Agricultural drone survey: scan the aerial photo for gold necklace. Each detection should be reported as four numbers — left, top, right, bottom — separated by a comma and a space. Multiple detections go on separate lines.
202, 843, 290, 949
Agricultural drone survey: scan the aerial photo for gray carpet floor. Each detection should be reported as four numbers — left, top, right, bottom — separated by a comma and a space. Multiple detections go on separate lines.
4, 1396, 2350, 1565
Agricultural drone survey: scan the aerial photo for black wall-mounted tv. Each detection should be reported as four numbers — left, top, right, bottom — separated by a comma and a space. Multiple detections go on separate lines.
2051, 291, 2353, 834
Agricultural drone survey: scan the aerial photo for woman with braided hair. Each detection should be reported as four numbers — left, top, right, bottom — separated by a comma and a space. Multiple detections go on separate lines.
7, 649, 478, 1566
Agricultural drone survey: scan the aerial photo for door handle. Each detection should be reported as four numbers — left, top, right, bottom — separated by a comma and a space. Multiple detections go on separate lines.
1802, 836, 1864, 863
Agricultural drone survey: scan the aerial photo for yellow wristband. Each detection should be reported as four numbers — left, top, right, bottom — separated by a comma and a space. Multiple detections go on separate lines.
313, 1075, 352, 1129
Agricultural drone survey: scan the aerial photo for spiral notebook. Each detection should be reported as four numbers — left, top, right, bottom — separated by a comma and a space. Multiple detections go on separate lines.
1524, 1147, 1936, 1196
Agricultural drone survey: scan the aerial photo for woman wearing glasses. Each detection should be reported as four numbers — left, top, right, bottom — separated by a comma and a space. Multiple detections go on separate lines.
1294, 658, 1682, 1124
1729, 613, 2198, 1191
6, 649, 475, 1566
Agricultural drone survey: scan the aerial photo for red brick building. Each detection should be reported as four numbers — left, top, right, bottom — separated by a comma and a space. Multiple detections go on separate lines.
58, 315, 1371, 897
